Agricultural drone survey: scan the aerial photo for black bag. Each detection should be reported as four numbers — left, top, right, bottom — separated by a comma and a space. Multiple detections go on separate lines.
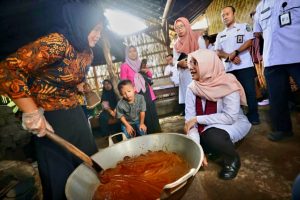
140, 72, 153, 86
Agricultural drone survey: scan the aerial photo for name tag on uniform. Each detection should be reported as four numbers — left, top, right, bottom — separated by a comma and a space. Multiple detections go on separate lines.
279, 12, 291, 27
261, 7, 270, 14
236, 35, 244, 43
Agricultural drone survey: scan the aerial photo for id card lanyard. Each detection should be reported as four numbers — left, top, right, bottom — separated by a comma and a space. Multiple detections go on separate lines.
279, 1, 292, 27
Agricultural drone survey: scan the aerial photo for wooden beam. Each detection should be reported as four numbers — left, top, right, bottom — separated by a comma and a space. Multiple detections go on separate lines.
161, 0, 174, 53
92, 66, 100, 92
161, 0, 174, 27
101, 32, 121, 98
166, 21, 171, 54
145, 31, 166, 46
133, 25, 161, 36
123, 25, 163, 45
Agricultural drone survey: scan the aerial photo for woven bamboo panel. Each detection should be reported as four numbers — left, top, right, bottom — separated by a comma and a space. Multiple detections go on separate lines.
205, 0, 261, 35
124, 31, 168, 78
86, 24, 169, 91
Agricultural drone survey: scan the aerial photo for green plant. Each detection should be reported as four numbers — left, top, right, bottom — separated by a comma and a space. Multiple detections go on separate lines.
1, 95, 19, 113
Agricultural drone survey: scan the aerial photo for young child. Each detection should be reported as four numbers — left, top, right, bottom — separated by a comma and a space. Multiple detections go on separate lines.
116, 80, 147, 138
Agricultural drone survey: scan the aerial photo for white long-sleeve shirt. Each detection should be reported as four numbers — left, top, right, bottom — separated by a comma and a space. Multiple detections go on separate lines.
164, 64, 179, 85
185, 88, 251, 144
173, 36, 206, 104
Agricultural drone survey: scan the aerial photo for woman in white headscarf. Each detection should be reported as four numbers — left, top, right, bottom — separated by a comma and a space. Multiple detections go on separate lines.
184, 49, 251, 180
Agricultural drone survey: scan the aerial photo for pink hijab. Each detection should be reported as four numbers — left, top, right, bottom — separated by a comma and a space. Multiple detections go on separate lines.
125, 46, 146, 93
188, 49, 247, 106
174, 17, 200, 54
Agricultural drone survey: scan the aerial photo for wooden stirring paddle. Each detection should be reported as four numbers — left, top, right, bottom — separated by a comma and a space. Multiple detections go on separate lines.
45, 130, 103, 173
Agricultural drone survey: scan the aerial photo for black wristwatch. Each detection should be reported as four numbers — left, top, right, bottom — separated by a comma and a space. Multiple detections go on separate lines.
235, 50, 240, 56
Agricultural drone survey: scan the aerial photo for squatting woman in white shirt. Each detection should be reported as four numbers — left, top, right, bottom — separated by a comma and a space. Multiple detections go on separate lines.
184, 49, 251, 180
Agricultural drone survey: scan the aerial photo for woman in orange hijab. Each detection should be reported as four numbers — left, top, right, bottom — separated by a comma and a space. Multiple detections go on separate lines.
184, 49, 251, 180
173, 17, 206, 115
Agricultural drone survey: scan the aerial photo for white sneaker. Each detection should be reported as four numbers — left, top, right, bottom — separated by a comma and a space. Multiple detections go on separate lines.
258, 99, 269, 106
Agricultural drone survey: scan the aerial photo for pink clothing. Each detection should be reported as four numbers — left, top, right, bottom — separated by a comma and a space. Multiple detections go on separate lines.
120, 63, 156, 101
174, 17, 200, 55
124, 46, 146, 93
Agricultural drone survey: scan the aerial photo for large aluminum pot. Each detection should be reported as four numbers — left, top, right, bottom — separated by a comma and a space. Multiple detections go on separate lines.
65, 133, 204, 200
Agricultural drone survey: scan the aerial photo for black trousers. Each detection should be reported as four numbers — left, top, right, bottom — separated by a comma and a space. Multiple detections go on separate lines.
200, 128, 238, 165
264, 63, 300, 132
98, 110, 121, 136
34, 106, 98, 200
140, 84, 161, 134
230, 67, 259, 122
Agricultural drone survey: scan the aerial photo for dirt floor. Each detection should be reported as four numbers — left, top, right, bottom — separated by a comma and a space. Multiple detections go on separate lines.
95, 106, 300, 200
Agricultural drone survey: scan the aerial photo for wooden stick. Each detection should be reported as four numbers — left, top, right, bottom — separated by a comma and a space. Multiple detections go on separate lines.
45, 130, 102, 172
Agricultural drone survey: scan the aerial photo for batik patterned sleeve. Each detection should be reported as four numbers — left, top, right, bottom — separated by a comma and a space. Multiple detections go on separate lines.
0, 33, 67, 99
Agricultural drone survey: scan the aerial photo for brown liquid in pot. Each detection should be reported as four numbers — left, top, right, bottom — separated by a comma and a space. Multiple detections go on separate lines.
93, 151, 190, 200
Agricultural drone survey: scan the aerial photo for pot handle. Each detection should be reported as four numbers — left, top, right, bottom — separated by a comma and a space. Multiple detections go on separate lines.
108, 132, 127, 146
160, 168, 196, 199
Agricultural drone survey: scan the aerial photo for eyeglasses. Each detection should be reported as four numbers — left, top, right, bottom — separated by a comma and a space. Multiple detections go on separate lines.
175, 24, 185, 31
189, 59, 197, 66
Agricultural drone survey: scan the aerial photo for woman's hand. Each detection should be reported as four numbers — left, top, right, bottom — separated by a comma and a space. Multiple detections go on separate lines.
184, 117, 197, 134
126, 124, 136, 137
139, 123, 147, 133
177, 59, 188, 69
109, 110, 116, 118
22, 108, 54, 137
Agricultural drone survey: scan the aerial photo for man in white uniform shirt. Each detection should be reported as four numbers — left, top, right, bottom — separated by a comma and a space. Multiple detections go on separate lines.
215, 6, 260, 125
164, 54, 179, 85
254, 0, 300, 141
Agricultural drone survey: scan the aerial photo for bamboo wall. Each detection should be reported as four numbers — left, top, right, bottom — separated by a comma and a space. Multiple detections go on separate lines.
205, 0, 260, 35
86, 62, 122, 92
86, 28, 169, 92
124, 30, 168, 78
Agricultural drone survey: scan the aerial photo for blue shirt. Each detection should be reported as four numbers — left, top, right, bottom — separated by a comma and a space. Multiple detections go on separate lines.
254, 0, 300, 67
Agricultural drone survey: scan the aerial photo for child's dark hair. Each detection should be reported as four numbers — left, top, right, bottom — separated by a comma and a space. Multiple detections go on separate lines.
118, 80, 132, 92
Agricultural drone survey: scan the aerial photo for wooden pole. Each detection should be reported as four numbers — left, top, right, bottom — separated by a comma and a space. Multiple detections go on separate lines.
101, 33, 121, 98
166, 21, 171, 54
92, 66, 100, 92
161, 0, 174, 28
161, 0, 174, 54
